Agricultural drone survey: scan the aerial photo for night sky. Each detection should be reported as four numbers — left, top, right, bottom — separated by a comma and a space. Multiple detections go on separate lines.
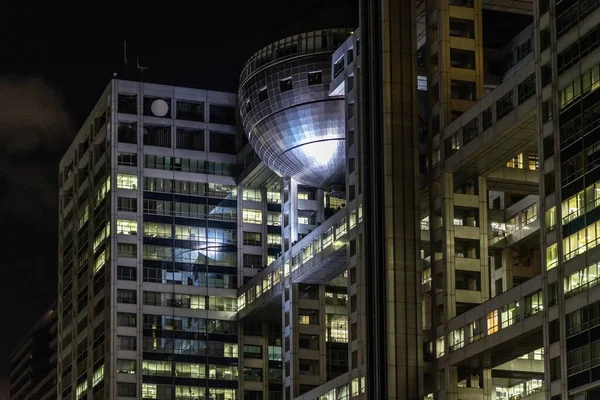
0, 0, 357, 381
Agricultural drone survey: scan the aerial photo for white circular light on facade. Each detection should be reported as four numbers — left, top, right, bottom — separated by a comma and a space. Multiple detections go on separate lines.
151, 99, 169, 117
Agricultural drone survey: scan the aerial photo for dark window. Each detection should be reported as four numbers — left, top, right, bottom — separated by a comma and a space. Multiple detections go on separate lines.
540, 28, 551, 51
176, 100, 204, 122
308, 71, 322, 86
482, 107, 493, 130
117, 266, 136, 281
450, 48, 476, 69
117, 289, 137, 304
258, 88, 268, 102
279, 78, 293, 93
545, 171, 555, 196
542, 63, 552, 86
451, 80, 477, 101
550, 319, 560, 343
176, 128, 204, 151
449, 18, 475, 38
462, 117, 479, 145
431, 83, 440, 105
144, 125, 171, 147
117, 152, 137, 166
117, 312, 136, 327
449, 0, 473, 6
117, 197, 137, 212
550, 357, 561, 381
209, 131, 236, 154
118, 94, 137, 114
496, 90, 514, 119
334, 56, 345, 77
356, 39, 360, 55
542, 100, 553, 123
118, 122, 137, 144
518, 74, 536, 104
539, 0, 549, 15
209, 104, 236, 125
516, 38, 532, 62
117, 383, 136, 397
543, 136, 555, 158
347, 48, 354, 64
143, 97, 171, 118
243, 254, 262, 269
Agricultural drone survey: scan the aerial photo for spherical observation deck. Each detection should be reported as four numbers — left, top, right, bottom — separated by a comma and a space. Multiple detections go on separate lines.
238, 29, 352, 191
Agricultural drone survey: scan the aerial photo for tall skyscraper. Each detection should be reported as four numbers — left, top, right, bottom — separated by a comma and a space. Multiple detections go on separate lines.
56, 0, 600, 399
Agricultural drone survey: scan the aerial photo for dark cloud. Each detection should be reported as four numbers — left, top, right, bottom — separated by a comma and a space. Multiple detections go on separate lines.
0, 75, 75, 376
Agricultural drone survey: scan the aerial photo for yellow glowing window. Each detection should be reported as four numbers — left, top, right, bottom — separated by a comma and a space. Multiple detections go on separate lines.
487, 310, 499, 335
243, 209, 262, 224
117, 219, 137, 235
94, 250, 106, 275
117, 174, 137, 190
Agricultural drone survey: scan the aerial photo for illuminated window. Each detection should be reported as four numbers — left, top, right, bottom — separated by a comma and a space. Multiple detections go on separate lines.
565, 261, 600, 295
93, 223, 110, 252
78, 205, 89, 228
117, 174, 138, 190
175, 363, 204, 378
267, 233, 282, 247
208, 388, 236, 400
507, 153, 523, 169
94, 250, 106, 275
545, 206, 556, 231
143, 360, 172, 376
267, 190, 281, 203
267, 255, 276, 265
116, 359, 136, 374
563, 221, 600, 261
142, 384, 157, 399
501, 302, 519, 328
546, 244, 558, 270
298, 192, 309, 200
95, 176, 110, 204
92, 365, 104, 387
243, 188, 262, 202
487, 310, 499, 335
562, 191, 585, 224
223, 343, 238, 358
326, 314, 348, 342
117, 219, 137, 235
267, 212, 281, 226
76, 382, 88, 399
243, 209, 262, 224
449, 329, 464, 351
298, 216, 309, 225
144, 222, 172, 238
436, 336, 445, 358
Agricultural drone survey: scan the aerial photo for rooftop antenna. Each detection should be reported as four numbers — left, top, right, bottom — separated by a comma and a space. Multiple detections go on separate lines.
137, 57, 148, 81
123, 40, 128, 79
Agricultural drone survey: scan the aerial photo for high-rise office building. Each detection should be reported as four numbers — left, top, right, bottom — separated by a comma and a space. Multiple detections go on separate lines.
56, 0, 600, 398
10, 303, 57, 400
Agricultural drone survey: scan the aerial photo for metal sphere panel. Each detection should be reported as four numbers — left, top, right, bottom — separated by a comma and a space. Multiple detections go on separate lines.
239, 35, 346, 189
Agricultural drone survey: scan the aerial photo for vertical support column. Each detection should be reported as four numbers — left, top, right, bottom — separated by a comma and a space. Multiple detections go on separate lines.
318, 285, 328, 385
478, 176, 490, 302
282, 178, 299, 250
362, 0, 424, 398
502, 248, 514, 292
316, 189, 325, 224
282, 282, 299, 399
442, 172, 458, 400
443, 173, 456, 320
261, 321, 270, 398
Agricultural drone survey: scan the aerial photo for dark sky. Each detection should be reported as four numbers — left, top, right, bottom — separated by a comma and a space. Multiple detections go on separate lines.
0, 0, 357, 379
